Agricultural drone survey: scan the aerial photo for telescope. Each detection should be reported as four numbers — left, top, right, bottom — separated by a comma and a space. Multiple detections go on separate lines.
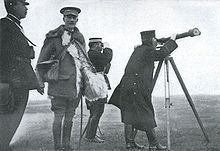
157, 28, 201, 43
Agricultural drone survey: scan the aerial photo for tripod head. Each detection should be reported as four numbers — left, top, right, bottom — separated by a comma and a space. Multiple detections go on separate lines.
157, 28, 201, 44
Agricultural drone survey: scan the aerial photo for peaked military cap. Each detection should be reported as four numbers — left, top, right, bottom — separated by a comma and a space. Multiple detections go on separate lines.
140, 30, 155, 41
4, 0, 29, 5
89, 38, 102, 43
60, 7, 81, 16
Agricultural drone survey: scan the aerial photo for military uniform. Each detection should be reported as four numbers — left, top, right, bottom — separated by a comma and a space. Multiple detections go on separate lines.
0, 1, 39, 150
109, 30, 178, 149
36, 7, 86, 151
85, 38, 113, 142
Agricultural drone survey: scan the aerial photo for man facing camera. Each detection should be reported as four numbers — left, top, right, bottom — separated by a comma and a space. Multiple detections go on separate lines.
36, 6, 86, 151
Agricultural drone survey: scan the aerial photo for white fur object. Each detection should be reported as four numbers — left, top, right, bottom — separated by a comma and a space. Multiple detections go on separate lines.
83, 69, 108, 101
67, 44, 82, 97
62, 31, 108, 101
62, 30, 71, 46
62, 31, 82, 97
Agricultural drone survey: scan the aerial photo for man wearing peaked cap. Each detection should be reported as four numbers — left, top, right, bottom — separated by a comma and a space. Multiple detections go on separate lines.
88, 37, 102, 43
140, 30, 155, 42
0, 0, 42, 150
36, 6, 86, 151
109, 30, 178, 150
84, 37, 113, 143
60, 7, 81, 16
4, 0, 29, 20
4, 0, 29, 5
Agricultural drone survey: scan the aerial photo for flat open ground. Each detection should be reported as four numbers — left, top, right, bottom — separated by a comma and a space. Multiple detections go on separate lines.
9, 95, 220, 151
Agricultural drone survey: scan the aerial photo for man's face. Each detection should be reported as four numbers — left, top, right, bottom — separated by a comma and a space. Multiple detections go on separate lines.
13, 1, 28, 19
63, 15, 78, 29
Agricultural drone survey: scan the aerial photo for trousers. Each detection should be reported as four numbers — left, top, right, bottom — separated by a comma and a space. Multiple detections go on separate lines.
50, 96, 80, 149
85, 101, 105, 139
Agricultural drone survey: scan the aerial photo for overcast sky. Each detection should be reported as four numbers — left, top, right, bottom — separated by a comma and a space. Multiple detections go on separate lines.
1, 0, 220, 99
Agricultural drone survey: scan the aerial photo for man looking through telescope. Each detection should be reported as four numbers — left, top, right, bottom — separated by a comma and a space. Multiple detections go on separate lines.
109, 30, 178, 150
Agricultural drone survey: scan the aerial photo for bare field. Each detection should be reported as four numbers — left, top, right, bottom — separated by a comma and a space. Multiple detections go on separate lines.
9, 95, 220, 151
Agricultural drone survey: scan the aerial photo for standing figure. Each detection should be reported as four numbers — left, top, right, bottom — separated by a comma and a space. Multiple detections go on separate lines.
0, 0, 43, 150
36, 7, 108, 151
109, 30, 177, 150
36, 7, 84, 151
85, 38, 113, 143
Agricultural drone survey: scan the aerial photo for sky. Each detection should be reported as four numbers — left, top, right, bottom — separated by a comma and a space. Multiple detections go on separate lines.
1, 0, 220, 99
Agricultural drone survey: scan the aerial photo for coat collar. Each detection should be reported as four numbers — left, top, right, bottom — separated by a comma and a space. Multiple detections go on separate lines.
7, 14, 21, 27
45, 25, 85, 45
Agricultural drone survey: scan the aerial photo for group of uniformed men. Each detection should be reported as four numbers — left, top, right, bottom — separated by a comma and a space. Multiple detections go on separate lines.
0, 0, 178, 151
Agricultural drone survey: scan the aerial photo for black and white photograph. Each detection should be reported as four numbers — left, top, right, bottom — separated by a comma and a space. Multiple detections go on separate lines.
0, 0, 220, 151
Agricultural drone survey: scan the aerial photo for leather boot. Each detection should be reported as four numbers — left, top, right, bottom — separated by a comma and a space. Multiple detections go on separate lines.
124, 124, 144, 150
62, 121, 73, 151
146, 129, 167, 150
149, 143, 167, 150
53, 121, 63, 151
146, 128, 158, 146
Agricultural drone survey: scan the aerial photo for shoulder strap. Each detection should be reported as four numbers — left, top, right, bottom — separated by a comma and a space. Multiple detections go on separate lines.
5, 17, 36, 46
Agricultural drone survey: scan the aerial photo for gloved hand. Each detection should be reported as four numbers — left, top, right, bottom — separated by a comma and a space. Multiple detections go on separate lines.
170, 33, 177, 40
103, 42, 110, 48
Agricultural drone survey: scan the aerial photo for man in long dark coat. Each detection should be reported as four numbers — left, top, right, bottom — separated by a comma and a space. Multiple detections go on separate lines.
108, 30, 178, 150
0, 0, 43, 150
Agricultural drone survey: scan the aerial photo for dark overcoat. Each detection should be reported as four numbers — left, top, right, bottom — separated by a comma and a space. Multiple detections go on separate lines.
0, 15, 39, 89
108, 40, 178, 131
0, 14, 39, 150
36, 25, 86, 98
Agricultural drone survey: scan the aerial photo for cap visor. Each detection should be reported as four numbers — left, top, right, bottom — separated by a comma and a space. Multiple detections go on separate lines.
64, 13, 77, 16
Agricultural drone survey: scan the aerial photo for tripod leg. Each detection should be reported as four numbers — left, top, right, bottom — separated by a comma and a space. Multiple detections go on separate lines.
164, 59, 172, 150
169, 57, 210, 143
151, 60, 164, 93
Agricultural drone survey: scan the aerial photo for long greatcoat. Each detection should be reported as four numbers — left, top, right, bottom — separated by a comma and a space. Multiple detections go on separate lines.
0, 14, 39, 150
108, 39, 178, 131
36, 25, 86, 98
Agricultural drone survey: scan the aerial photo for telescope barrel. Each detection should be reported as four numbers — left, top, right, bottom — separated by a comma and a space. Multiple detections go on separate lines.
157, 28, 201, 43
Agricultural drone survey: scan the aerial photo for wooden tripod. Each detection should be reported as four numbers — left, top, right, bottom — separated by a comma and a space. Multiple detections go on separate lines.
153, 56, 210, 150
